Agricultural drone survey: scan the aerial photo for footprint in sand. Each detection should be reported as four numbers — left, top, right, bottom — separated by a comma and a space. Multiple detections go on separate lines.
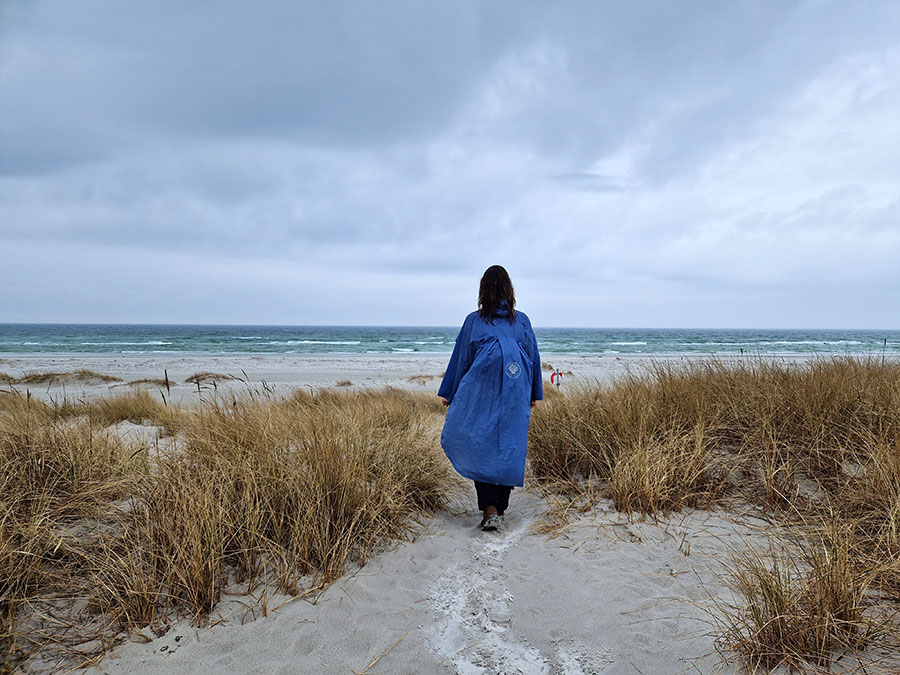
427, 494, 612, 675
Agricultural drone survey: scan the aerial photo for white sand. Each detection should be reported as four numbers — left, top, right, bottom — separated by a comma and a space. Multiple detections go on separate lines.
90, 489, 768, 674
0, 353, 815, 404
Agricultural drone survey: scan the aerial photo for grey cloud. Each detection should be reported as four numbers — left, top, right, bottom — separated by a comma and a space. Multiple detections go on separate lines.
0, 0, 537, 174
551, 172, 630, 192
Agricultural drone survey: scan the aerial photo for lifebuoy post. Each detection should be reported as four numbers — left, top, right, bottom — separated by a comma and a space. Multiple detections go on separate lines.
550, 369, 562, 388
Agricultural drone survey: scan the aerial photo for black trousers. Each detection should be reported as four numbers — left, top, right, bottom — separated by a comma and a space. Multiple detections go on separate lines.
474, 481, 513, 515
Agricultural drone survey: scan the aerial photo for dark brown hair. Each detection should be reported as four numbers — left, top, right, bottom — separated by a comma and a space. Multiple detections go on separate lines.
478, 265, 516, 323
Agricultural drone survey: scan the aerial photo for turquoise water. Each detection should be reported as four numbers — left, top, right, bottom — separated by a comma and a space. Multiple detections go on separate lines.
1, 324, 899, 356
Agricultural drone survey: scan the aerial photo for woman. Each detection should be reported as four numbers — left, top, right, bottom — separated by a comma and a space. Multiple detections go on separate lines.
437, 265, 542, 531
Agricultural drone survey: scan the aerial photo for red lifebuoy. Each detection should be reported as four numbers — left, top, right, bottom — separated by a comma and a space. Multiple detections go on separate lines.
550, 371, 557, 385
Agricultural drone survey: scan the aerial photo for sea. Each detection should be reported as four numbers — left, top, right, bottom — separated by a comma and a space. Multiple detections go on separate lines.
1, 324, 899, 357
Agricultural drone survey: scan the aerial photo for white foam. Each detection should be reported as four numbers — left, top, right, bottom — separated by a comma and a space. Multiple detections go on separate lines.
81, 341, 172, 346
266, 340, 362, 345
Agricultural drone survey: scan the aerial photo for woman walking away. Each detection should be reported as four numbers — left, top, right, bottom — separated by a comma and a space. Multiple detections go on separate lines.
438, 265, 543, 531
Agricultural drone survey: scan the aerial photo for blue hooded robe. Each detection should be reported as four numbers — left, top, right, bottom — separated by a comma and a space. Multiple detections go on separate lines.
437, 303, 542, 487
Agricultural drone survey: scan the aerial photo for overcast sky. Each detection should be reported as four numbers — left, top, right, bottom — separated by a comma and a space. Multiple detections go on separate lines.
1, 1, 899, 328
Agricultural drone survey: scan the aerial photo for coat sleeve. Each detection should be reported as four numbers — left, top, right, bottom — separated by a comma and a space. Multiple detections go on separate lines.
437, 314, 475, 403
523, 315, 543, 401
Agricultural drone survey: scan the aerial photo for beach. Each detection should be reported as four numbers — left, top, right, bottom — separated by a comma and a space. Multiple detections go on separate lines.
0, 352, 819, 404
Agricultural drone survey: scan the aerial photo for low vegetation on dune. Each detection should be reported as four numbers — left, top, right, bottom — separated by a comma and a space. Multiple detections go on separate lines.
0, 394, 146, 671
1, 369, 122, 385
83, 389, 187, 433
710, 528, 889, 674
184, 371, 235, 385
124, 378, 171, 387
406, 374, 437, 385
3, 357, 898, 672
529, 356, 900, 670
0, 387, 451, 671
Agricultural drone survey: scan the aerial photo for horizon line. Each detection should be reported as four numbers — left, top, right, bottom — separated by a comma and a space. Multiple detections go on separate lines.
2, 322, 900, 332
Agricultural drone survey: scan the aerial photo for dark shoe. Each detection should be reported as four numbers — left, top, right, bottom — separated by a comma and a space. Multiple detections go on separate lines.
481, 515, 501, 531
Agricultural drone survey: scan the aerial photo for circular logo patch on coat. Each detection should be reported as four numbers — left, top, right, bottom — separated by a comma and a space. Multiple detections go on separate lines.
506, 362, 521, 378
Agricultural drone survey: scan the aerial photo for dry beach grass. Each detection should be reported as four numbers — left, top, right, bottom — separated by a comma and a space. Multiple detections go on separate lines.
1, 357, 899, 672
529, 356, 900, 671
0, 370, 122, 386
0, 387, 451, 671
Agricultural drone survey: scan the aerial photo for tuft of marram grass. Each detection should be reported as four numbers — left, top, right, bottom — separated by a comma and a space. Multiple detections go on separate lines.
712, 527, 884, 672
184, 371, 234, 385
125, 378, 171, 387
406, 374, 438, 385
0, 393, 145, 669
608, 422, 724, 515
833, 433, 900, 595
529, 366, 722, 507
83, 389, 187, 433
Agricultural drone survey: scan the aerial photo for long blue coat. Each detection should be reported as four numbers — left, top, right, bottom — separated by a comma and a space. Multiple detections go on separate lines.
437, 303, 542, 487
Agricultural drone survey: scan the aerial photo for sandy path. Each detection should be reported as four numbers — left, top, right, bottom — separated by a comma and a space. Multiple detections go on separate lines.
90, 489, 764, 674
427, 493, 557, 673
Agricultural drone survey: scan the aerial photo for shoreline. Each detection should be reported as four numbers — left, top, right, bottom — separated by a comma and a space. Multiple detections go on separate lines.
3, 349, 896, 358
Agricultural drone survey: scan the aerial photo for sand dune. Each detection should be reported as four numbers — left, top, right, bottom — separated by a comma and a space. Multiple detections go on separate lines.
90, 489, 768, 674
8, 353, 895, 673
